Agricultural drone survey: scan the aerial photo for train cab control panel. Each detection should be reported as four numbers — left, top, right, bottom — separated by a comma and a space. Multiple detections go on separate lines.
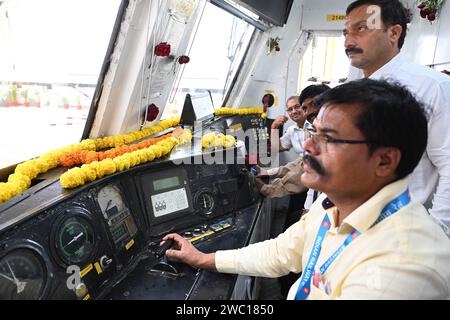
0, 146, 261, 300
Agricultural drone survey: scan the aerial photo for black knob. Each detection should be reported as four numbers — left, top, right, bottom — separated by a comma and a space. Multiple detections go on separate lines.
100, 255, 112, 268
154, 239, 174, 259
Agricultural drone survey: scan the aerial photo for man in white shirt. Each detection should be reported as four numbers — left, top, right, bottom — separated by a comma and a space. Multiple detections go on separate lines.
344, 0, 450, 237
271, 85, 331, 155
270, 95, 305, 155
163, 79, 450, 299
256, 85, 330, 198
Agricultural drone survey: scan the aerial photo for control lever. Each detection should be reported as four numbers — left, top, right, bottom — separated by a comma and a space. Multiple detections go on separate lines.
148, 239, 180, 276
154, 239, 174, 259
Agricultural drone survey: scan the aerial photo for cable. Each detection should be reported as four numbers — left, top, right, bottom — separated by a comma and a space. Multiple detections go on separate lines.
139, 0, 156, 128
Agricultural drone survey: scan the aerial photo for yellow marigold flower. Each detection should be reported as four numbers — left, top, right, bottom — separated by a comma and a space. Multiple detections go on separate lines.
113, 156, 126, 172
136, 150, 149, 163
87, 161, 104, 179
79, 139, 96, 151
224, 135, 237, 148
60, 167, 85, 188
261, 113, 267, 119
120, 154, 132, 170
128, 153, 139, 167
212, 133, 226, 148
0, 183, 14, 203
144, 149, 156, 162
80, 164, 97, 182
172, 136, 182, 145
201, 132, 217, 148
8, 173, 31, 190
123, 135, 135, 144
159, 143, 172, 156
8, 181, 27, 194
15, 161, 40, 180
150, 145, 163, 158
113, 135, 125, 147
40, 154, 59, 168
99, 158, 117, 176
213, 107, 263, 116
31, 158, 51, 174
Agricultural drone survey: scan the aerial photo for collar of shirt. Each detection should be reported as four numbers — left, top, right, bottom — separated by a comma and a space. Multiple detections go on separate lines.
320, 178, 409, 233
369, 52, 405, 80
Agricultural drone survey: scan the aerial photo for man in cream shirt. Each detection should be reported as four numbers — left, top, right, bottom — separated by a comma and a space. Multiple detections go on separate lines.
344, 0, 450, 237
163, 79, 450, 299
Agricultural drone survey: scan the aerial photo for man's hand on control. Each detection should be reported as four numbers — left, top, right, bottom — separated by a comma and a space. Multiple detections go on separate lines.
163, 233, 216, 270
255, 165, 269, 178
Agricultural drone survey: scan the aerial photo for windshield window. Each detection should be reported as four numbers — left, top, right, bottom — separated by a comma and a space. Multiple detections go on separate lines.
0, 0, 121, 169
162, 1, 255, 119
298, 35, 350, 91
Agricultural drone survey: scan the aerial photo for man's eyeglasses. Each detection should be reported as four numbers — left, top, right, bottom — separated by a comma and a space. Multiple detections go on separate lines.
286, 104, 302, 113
304, 126, 374, 151
301, 101, 317, 113
305, 111, 318, 123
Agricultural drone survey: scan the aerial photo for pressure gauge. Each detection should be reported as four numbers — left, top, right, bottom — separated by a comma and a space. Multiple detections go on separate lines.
194, 191, 215, 216
97, 184, 126, 219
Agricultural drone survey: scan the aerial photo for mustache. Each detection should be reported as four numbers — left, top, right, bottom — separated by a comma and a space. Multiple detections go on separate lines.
302, 154, 326, 176
345, 47, 364, 56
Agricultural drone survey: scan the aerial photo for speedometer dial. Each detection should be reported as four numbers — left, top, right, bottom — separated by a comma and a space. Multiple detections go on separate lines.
0, 249, 47, 300
55, 216, 95, 265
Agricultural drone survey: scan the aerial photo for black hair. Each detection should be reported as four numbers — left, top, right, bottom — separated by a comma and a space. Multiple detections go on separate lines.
299, 84, 331, 105
346, 0, 408, 49
315, 79, 428, 179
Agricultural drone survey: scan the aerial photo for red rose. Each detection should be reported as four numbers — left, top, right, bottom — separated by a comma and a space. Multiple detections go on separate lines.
146, 104, 159, 122
178, 55, 190, 64
154, 42, 171, 57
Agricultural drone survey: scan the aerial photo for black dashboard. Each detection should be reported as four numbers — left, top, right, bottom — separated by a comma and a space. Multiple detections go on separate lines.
0, 137, 262, 300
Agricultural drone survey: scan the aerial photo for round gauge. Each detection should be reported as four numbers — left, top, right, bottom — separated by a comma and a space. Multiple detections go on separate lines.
0, 249, 47, 300
55, 216, 95, 265
195, 191, 215, 215
97, 185, 126, 219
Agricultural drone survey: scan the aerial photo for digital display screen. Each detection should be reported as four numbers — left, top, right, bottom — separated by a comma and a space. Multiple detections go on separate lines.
151, 188, 189, 217
111, 223, 128, 244
153, 176, 181, 191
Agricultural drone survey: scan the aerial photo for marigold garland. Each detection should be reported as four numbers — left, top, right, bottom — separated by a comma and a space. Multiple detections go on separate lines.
59, 131, 178, 167
0, 141, 97, 204
92, 116, 180, 150
201, 132, 236, 149
0, 117, 181, 204
60, 130, 192, 189
214, 107, 263, 116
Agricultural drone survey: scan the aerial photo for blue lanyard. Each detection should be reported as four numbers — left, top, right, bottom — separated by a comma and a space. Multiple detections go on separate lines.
295, 189, 411, 300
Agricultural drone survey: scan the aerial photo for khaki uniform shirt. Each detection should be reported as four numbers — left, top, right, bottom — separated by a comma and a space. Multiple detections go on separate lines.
260, 158, 306, 198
